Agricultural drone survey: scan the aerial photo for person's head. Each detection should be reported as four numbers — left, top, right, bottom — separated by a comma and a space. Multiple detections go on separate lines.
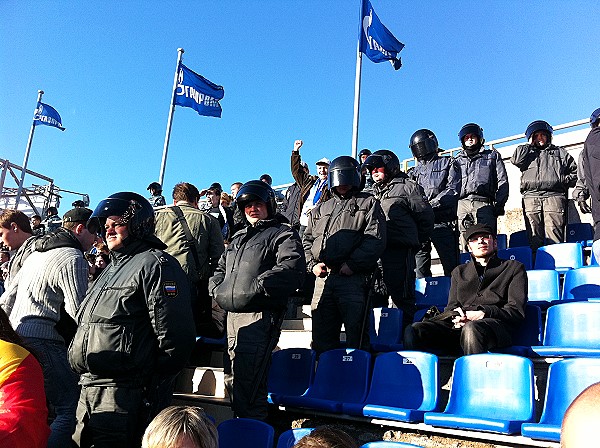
464, 223, 497, 261
562, 381, 600, 447
362, 149, 401, 185
46, 206, 58, 217
142, 406, 217, 448
31, 214, 42, 227
62, 207, 97, 251
459, 123, 485, 155
88, 192, 157, 251
315, 158, 330, 181
0, 209, 33, 250
72, 200, 86, 208
590, 108, 600, 129
147, 182, 163, 196
259, 174, 273, 186
328, 156, 362, 197
205, 183, 222, 208
173, 182, 201, 207
358, 148, 372, 164
230, 182, 243, 199
236, 180, 277, 225
220, 192, 232, 207
409, 129, 439, 162
0, 251, 9, 264
293, 426, 358, 448
525, 120, 553, 149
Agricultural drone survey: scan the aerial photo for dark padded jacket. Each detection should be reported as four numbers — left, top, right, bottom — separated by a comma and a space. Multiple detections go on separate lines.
280, 182, 302, 228
68, 239, 196, 386
573, 127, 600, 239
408, 155, 460, 223
303, 191, 386, 273
373, 174, 435, 248
209, 216, 305, 313
511, 143, 577, 197
454, 149, 509, 206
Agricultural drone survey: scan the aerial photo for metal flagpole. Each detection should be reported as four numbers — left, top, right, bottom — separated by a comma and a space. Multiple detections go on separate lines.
351, 1, 365, 160
15, 90, 44, 209
159, 48, 184, 187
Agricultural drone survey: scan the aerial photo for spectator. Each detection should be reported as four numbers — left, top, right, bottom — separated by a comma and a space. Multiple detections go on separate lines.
408, 129, 460, 277
358, 148, 374, 193
202, 182, 235, 243
0, 210, 35, 301
280, 160, 309, 231
363, 150, 434, 327
511, 120, 577, 250
454, 123, 509, 248
69, 192, 196, 447
220, 192, 232, 207
259, 173, 273, 185
303, 156, 386, 355
229, 182, 245, 235
141, 405, 217, 448
30, 214, 45, 236
42, 206, 61, 233
293, 426, 358, 448
404, 223, 526, 355
147, 182, 167, 207
230, 182, 243, 199
561, 382, 600, 448
210, 181, 305, 420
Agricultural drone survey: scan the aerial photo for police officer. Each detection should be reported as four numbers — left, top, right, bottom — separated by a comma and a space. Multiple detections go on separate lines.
303, 156, 386, 354
147, 182, 167, 207
455, 123, 509, 248
409, 129, 460, 277
358, 148, 374, 192
209, 181, 305, 420
363, 150, 434, 327
511, 120, 577, 250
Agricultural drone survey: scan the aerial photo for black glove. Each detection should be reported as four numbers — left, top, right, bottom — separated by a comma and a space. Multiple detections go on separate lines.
578, 199, 592, 214
493, 204, 505, 217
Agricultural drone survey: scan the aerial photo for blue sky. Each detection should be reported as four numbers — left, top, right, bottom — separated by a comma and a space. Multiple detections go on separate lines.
1, 1, 599, 209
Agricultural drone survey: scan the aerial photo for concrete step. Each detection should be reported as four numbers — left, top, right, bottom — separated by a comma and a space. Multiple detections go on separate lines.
176, 367, 228, 398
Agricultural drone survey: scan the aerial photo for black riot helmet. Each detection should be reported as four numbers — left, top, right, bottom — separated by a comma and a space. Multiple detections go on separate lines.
328, 156, 362, 190
362, 149, 401, 180
236, 180, 277, 218
409, 129, 439, 160
358, 148, 372, 162
458, 123, 485, 153
525, 120, 553, 143
590, 108, 600, 128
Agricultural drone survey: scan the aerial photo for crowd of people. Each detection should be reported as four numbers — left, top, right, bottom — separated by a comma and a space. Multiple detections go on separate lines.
0, 109, 598, 447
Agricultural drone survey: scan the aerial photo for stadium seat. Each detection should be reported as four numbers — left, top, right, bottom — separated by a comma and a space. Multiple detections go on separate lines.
566, 222, 594, 247
526, 269, 561, 309
360, 442, 423, 447
278, 348, 371, 413
195, 334, 226, 347
493, 304, 542, 357
268, 348, 316, 405
343, 351, 438, 422
521, 358, 600, 442
217, 418, 274, 448
534, 243, 583, 273
509, 230, 529, 248
370, 308, 403, 352
415, 276, 451, 309
424, 354, 535, 434
459, 252, 470, 264
497, 247, 533, 270
531, 302, 600, 357
497, 233, 508, 250
276, 428, 315, 448
561, 266, 600, 301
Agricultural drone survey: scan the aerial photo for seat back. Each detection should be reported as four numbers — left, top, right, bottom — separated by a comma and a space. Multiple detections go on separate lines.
542, 302, 600, 348
444, 354, 534, 421
509, 230, 529, 248
497, 233, 508, 250
526, 270, 560, 304
217, 418, 274, 448
306, 349, 371, 403
415, 276, 451, 308
566, 222, 594, 246
511, 304, 542, 346
497, 247, 533, 270
561, 267, 600, 301
276, 428, 315, 448
365, 351, 438, 411
268, 348, 315, 397
370, 308, 403, 347
534, 243, 583, 272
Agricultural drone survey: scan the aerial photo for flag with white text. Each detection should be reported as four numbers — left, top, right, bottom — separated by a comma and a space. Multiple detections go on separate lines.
174, 63, 224, 118
359, 0, 404, 70
33, 102, 65, 130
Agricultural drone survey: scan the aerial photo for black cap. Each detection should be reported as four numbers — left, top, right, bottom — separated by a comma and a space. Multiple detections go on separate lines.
207, 182, 223, 194
63, 207, 93, 223
464, 223, 495, 242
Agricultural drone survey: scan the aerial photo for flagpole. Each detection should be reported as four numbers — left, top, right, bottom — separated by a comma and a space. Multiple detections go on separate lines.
351, 0, 365, 160
15, 90, 44, 209
159, 47, 184, 187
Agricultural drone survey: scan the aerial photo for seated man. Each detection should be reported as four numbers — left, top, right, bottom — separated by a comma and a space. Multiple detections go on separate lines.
404, 223, 526, 355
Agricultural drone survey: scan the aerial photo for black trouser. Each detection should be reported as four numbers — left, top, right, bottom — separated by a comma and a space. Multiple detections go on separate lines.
381, 246, 416, 329
415, 222, 459, 278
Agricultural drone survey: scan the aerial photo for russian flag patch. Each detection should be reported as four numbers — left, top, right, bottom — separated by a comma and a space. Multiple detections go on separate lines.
163, 281, 178, 298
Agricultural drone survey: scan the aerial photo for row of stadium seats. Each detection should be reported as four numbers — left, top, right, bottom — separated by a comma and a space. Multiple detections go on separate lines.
503, 222, 594, 249
268, 349, 600, 443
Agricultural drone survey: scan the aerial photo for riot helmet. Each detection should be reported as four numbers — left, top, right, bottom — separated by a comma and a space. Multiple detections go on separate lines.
328, 156, 362, 191
236, 180, 277, 219
459, 123, 485, 154
362, 149, 401, 180
358, 148, 372, 163
525, 120, 553, 143
590, 108, 600, 128
409, 129, 439, 161
147, 182, 162, 194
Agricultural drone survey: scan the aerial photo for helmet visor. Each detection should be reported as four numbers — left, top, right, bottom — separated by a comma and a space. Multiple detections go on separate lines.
362, 154, 386, 171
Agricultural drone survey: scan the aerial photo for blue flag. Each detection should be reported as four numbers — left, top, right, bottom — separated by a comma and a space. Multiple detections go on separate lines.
174, 63, 224, 118
33, 102, 65, 130
360, 0, 404, 70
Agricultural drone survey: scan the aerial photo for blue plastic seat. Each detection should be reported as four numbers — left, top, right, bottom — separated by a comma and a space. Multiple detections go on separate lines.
343, 351, 438, 422
561, 266, 600, 301
459, 252, 471, 264
195, 334, 227, 347
497, 247, 533, 270
424, 354, 535, 434
509, 230, 529, 248
370, 308, 403, 352
217, 418, 274, 448
268, 348, 316, 405
493, 304, 542, 357
566, 222, 594, 247
276, 428, 315, 448
415, 276, 451, 309
278, 349, 371, 413
521, 358, 600, 442
360, 442, 423, 447
534, 243, 583, 274
526, 269, 561, 309
496, 233, 508, 250
532, 302, 600, 357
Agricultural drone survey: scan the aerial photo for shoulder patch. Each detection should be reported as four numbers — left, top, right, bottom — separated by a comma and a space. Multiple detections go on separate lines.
163, 281, 178, 298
